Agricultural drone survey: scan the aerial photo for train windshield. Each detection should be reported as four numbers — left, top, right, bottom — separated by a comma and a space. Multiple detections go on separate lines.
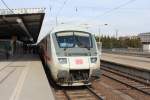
56, 32, 92, 48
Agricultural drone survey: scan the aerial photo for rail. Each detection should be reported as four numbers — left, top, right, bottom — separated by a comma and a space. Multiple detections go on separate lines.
55, 86, 105, 100
101, 60, 150, 81
101, 62, 150, 95
86, 86, 104, 100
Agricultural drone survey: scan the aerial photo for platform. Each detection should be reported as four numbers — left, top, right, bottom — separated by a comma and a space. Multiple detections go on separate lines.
101, 53, 150, 71
0, 55, 55, 100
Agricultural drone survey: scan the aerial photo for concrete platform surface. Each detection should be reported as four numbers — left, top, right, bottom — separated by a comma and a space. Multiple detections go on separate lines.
0, 55, 55, 100
101, 53, 150, 71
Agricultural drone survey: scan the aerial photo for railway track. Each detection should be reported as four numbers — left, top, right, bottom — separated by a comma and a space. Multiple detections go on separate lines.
55, 86, 104, 100
101, 64, 150, 96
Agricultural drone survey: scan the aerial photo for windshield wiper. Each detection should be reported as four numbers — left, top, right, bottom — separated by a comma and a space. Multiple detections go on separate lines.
84, 46, 91, 50
64, 48, 68, 51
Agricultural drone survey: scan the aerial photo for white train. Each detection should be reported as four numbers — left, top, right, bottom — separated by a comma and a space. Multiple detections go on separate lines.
39, 26, 101, 86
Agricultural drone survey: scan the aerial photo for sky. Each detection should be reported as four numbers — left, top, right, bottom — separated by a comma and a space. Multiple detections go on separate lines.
0, 0, 150, 41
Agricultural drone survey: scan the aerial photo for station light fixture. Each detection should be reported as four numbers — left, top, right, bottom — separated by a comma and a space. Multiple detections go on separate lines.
16, 18, 33, 42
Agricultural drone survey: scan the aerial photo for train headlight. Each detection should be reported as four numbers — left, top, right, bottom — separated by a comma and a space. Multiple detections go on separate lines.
58, 58, 67, 64
90, 57, 97, 63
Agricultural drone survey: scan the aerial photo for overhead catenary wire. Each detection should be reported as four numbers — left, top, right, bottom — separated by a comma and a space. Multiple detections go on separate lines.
99, 0, 137, 16
47, 0, 71, 29
1, 0, 15, 14
0, 0, 34, 41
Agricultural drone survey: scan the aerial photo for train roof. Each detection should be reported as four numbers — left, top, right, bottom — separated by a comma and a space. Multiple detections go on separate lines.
37, 25, 93, 44
50, 25, 92, 34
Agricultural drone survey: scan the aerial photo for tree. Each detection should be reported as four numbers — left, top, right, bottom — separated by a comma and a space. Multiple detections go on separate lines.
96, 35, 141, 49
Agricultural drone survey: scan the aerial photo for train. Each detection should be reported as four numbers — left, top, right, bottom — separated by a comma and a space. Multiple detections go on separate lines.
39, 26, 101, 86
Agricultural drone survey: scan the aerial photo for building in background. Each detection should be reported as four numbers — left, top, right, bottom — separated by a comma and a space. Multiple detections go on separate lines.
139, 32, 150, 52
119, 36, 139, 40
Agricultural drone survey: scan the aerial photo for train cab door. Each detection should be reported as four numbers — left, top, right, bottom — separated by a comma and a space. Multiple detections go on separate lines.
69, 57, 90, 70
46, 35, 51, 64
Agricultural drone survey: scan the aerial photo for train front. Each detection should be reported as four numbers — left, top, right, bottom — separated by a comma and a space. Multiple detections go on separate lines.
52, 31, 100, 86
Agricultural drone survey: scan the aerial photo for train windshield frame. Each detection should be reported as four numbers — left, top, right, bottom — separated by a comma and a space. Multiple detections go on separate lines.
56, 31, 93, 48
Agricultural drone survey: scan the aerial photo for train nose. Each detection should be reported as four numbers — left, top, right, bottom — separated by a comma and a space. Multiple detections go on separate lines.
57, 70, 69, 79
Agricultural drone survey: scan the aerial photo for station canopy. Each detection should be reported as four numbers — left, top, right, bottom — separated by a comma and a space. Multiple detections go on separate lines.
139, 32, 150, 43
0, 8, 45, 44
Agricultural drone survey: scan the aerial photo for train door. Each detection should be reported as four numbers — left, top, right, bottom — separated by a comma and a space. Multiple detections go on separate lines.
47, 35, 51, 64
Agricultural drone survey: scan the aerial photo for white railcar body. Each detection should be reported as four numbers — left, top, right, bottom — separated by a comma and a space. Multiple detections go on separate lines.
39, 26, 101, 86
